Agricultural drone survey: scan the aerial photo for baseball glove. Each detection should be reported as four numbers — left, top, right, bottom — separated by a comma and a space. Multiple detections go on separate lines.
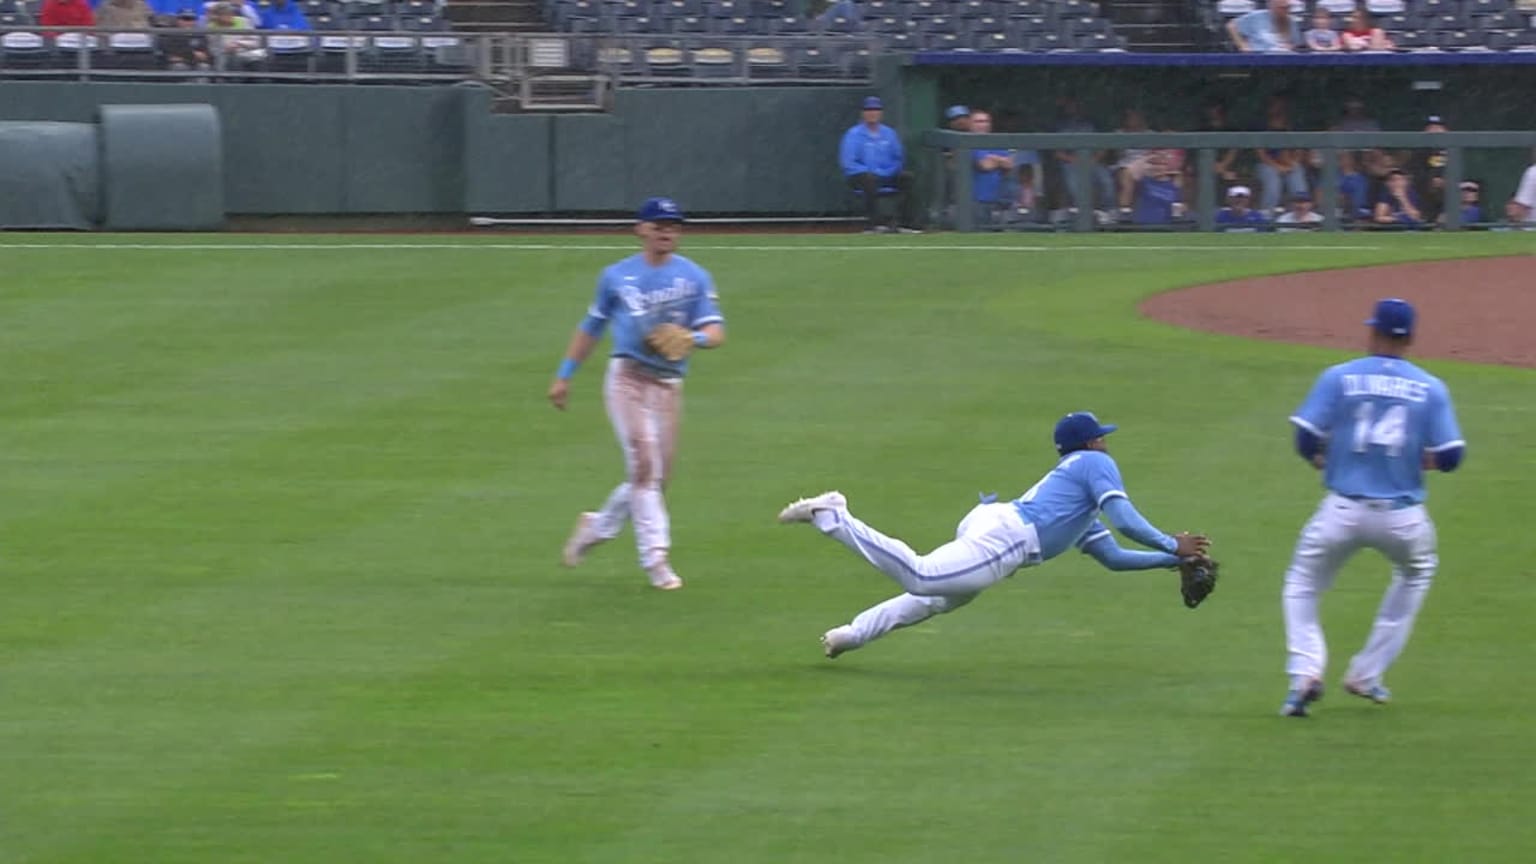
644, 322, 696, 362
1178, 554, 1219, 609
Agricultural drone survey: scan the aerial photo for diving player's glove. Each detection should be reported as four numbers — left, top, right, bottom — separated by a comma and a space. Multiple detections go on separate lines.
644, 323, 697, 362
1178, 554, 1219, 609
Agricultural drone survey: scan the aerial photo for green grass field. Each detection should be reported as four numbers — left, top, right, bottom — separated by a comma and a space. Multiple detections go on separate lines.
3, 232, 1534, 863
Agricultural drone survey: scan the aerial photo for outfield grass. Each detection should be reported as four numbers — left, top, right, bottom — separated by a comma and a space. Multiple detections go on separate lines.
2, 232, 1534, 863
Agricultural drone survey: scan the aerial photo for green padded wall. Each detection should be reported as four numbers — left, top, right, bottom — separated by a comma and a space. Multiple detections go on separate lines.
0, 122, 100, 230
462, 88, 553, 214
98, 104, 224, 231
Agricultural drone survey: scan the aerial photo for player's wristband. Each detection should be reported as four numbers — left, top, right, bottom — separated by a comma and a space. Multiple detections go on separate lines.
691, 330, 710, 348
557, 358, 579, 380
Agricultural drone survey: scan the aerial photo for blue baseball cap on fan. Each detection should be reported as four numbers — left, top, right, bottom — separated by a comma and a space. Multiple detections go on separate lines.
945, 104, 970, 121
636, 197, 685, 223
862, 96, 883, 110
1365, 297, 1415, 337
1054, 412, 1118, 455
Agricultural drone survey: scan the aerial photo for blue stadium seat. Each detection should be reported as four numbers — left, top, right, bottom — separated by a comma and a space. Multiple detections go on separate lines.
690, 44, 737, 78
923, 15, 958, 34
1065, 15, 1108, 36
1438, 28, 1479, 47
617, 15, 655, 32
1467, 0, 1511, 12
365, 33, 426, 72
871, 16, 904, 33
1034, 30, 1066, 50
975, 30, 1011, 49
52, 32, 102, 67
1002, 0, 1046, 17
924, 31, 963, 49
792, 44, 841, 76
658, 0, 702, 14
884, 30, 917, 50
1011, 14, 1048, 33
0, 0, 20, 12
968, 15, 1005, 34
768, 14, 805, 33
1429, 11, 1471, 30
670, 14, 708, 32
265, 32, 316, 71
399, 0, 435, 15
712, 15, 756, 34
1393, 28, 1433, 46
821, 14, 858, 32
643, 44, 688, 75
909, 0, 940, 17
97, 32, 157, 71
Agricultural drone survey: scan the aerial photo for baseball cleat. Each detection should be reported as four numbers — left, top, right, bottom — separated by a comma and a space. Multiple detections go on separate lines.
646, 562, 683, 591
1343, 680, 1391, 704
821, 626, 858, 659
562, 512, 603, 567
1280, 679, 1325, 718
777, 491, 848, 524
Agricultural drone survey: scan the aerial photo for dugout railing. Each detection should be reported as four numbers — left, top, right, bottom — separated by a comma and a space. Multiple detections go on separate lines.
929, 130, 1536, 232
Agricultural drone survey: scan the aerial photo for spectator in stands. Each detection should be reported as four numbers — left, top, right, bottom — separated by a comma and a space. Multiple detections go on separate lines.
157, 10, 211, 73
1452, 180, 1483, 227
1304, 7, 1342, 51
1050, 96, 1114, 222
257, 0, 310, 29
1227, 0, 1300, 53
1199, 100, 1244, 185
1131, 152, 1183, 227
1111, 108, 1155, 221
945, 105, 971, 133
968, 110, 1016, 228
1507, 149, 1536, 227
1341, 8, 1394, 51
1408, 115, 1449, 223
201, 0, 261, 26
1275, 192, 1323, 231
206, 1, 265, 67
1216, 185, 1269, 231
39, 0, 95, 28
1337, 149, 1372, 222
1373, 168, 1424, 226
1254, 97, 1308, 215
97, 0, 152, 28
839, 96, 917, 234
935, 105, 971, 227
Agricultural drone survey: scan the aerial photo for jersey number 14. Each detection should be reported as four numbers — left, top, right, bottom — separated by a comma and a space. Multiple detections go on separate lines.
1352, 402, 1408, 457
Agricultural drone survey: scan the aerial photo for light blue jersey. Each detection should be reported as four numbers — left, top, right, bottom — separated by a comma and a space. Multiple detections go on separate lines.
581, 253, 723, 378
1291, 355, 1463, 504
1013, 450, 1138, 561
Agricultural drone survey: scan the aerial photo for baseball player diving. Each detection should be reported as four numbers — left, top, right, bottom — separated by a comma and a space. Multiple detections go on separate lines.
777, 412, 1218, 658
547, 197, 726, 591
1280, 298, 1464, 717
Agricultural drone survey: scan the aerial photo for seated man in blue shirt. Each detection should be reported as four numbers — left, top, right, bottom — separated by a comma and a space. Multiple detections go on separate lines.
257, 0, 309, 28
840, 96, 919, 234
969, 109, 1018, 227
1228, 0, 1301, 52
1216, 185, 1269, 231
1373, 169, 1424, 227
1131, 152, 1183, 226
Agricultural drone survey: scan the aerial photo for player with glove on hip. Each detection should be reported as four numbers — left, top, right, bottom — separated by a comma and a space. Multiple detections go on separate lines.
778, 412, 1216, 659
547, 197, 726, 591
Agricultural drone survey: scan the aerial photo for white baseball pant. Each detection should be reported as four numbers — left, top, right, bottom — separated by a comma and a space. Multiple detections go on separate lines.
589, 359, 682, 570
1282, 493, 1439, 687
814, 501, 1042, 649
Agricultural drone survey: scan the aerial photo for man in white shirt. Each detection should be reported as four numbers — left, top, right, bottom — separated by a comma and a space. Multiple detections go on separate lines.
1275, 193, 1323, 231
1507, 149, 1536, 226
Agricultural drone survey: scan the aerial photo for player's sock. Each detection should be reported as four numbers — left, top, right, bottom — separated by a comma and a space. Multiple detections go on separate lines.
811, 509, 840, 532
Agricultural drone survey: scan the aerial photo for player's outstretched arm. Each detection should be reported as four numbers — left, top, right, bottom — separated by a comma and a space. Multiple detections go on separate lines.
1101, 497, 1208, 557
1083, 534, 1181, 572
695, 322, 725, 349
548, 328, 601, 411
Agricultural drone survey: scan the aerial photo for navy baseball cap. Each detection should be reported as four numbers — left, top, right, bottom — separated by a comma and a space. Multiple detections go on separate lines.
636, 197, 685, 223
945, 104, 970, 121
1054, 412, 1118, 455
862, 96, 883, 110
1365, 298, 1415, 338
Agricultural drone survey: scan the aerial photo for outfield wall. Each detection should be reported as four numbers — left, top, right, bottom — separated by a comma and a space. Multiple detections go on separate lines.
0, 82, 881, 219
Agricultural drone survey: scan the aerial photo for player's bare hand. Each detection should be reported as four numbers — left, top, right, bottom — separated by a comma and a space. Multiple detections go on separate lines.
1311, 453, 1326, 470
1174, 532, 1210, 558
1421, 449, 1436, 470
548, 378, 570, 411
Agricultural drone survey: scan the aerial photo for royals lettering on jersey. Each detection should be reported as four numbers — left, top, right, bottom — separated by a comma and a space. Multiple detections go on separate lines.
582, 253, 724, 377
1012, 450, 1128, 561
1291, 355, 1463, 504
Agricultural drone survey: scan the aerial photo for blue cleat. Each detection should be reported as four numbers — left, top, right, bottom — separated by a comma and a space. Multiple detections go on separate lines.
1280, 679, 1325, 717
1344, 680, 1391, 704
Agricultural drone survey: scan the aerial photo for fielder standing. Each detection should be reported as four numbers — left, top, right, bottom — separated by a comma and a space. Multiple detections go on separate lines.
778, 412, 1215, 658
548, 197, 725, 591
1280, 298, 1464, 717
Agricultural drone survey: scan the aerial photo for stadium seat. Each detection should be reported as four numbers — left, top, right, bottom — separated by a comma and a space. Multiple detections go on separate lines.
923, 16, 957, 34
1001, 0, 1045, 16
643, 45, 687, 75
1216, 0, 1255, 15
1428, 11, 1471, 29
266, 32, 316, 71
1035, 30, 1067, 50
974, 30, 1009, 48
0, 0, 19, 12
910, 0, 940, 19
1393, 28, 1433, 46
792, 44, 841, 76
768, 15, 805, 33
1011, 14, 1048, 33
1, 29, 51, 69
52, 32, 102, 69
1365, 0, 1406, 13
96, 32, 157, 71
1065, 15, 1109, 36
871, 16, 904, 33
1317, 0, 1356, 12
670, 14, 707, 32
710, 0, 741, 15
744, 44, 787, 77
821, 14, 858, 32
617, 15, 654, 32
712, 15, 755, 34
884, 30, 917, 50
690, 45, 736, 78
925, 31, 963, 49
968, 15, 1005, 34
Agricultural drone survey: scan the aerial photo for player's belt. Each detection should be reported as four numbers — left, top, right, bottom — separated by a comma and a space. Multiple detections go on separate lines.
1340, 494, 1417, 511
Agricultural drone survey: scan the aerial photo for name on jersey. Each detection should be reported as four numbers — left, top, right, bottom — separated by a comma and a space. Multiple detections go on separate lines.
618, 278, 697, 316
1341, 374, 1428, 403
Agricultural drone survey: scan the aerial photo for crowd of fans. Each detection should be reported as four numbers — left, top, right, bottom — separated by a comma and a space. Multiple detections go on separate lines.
922, 92, 1536, 231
